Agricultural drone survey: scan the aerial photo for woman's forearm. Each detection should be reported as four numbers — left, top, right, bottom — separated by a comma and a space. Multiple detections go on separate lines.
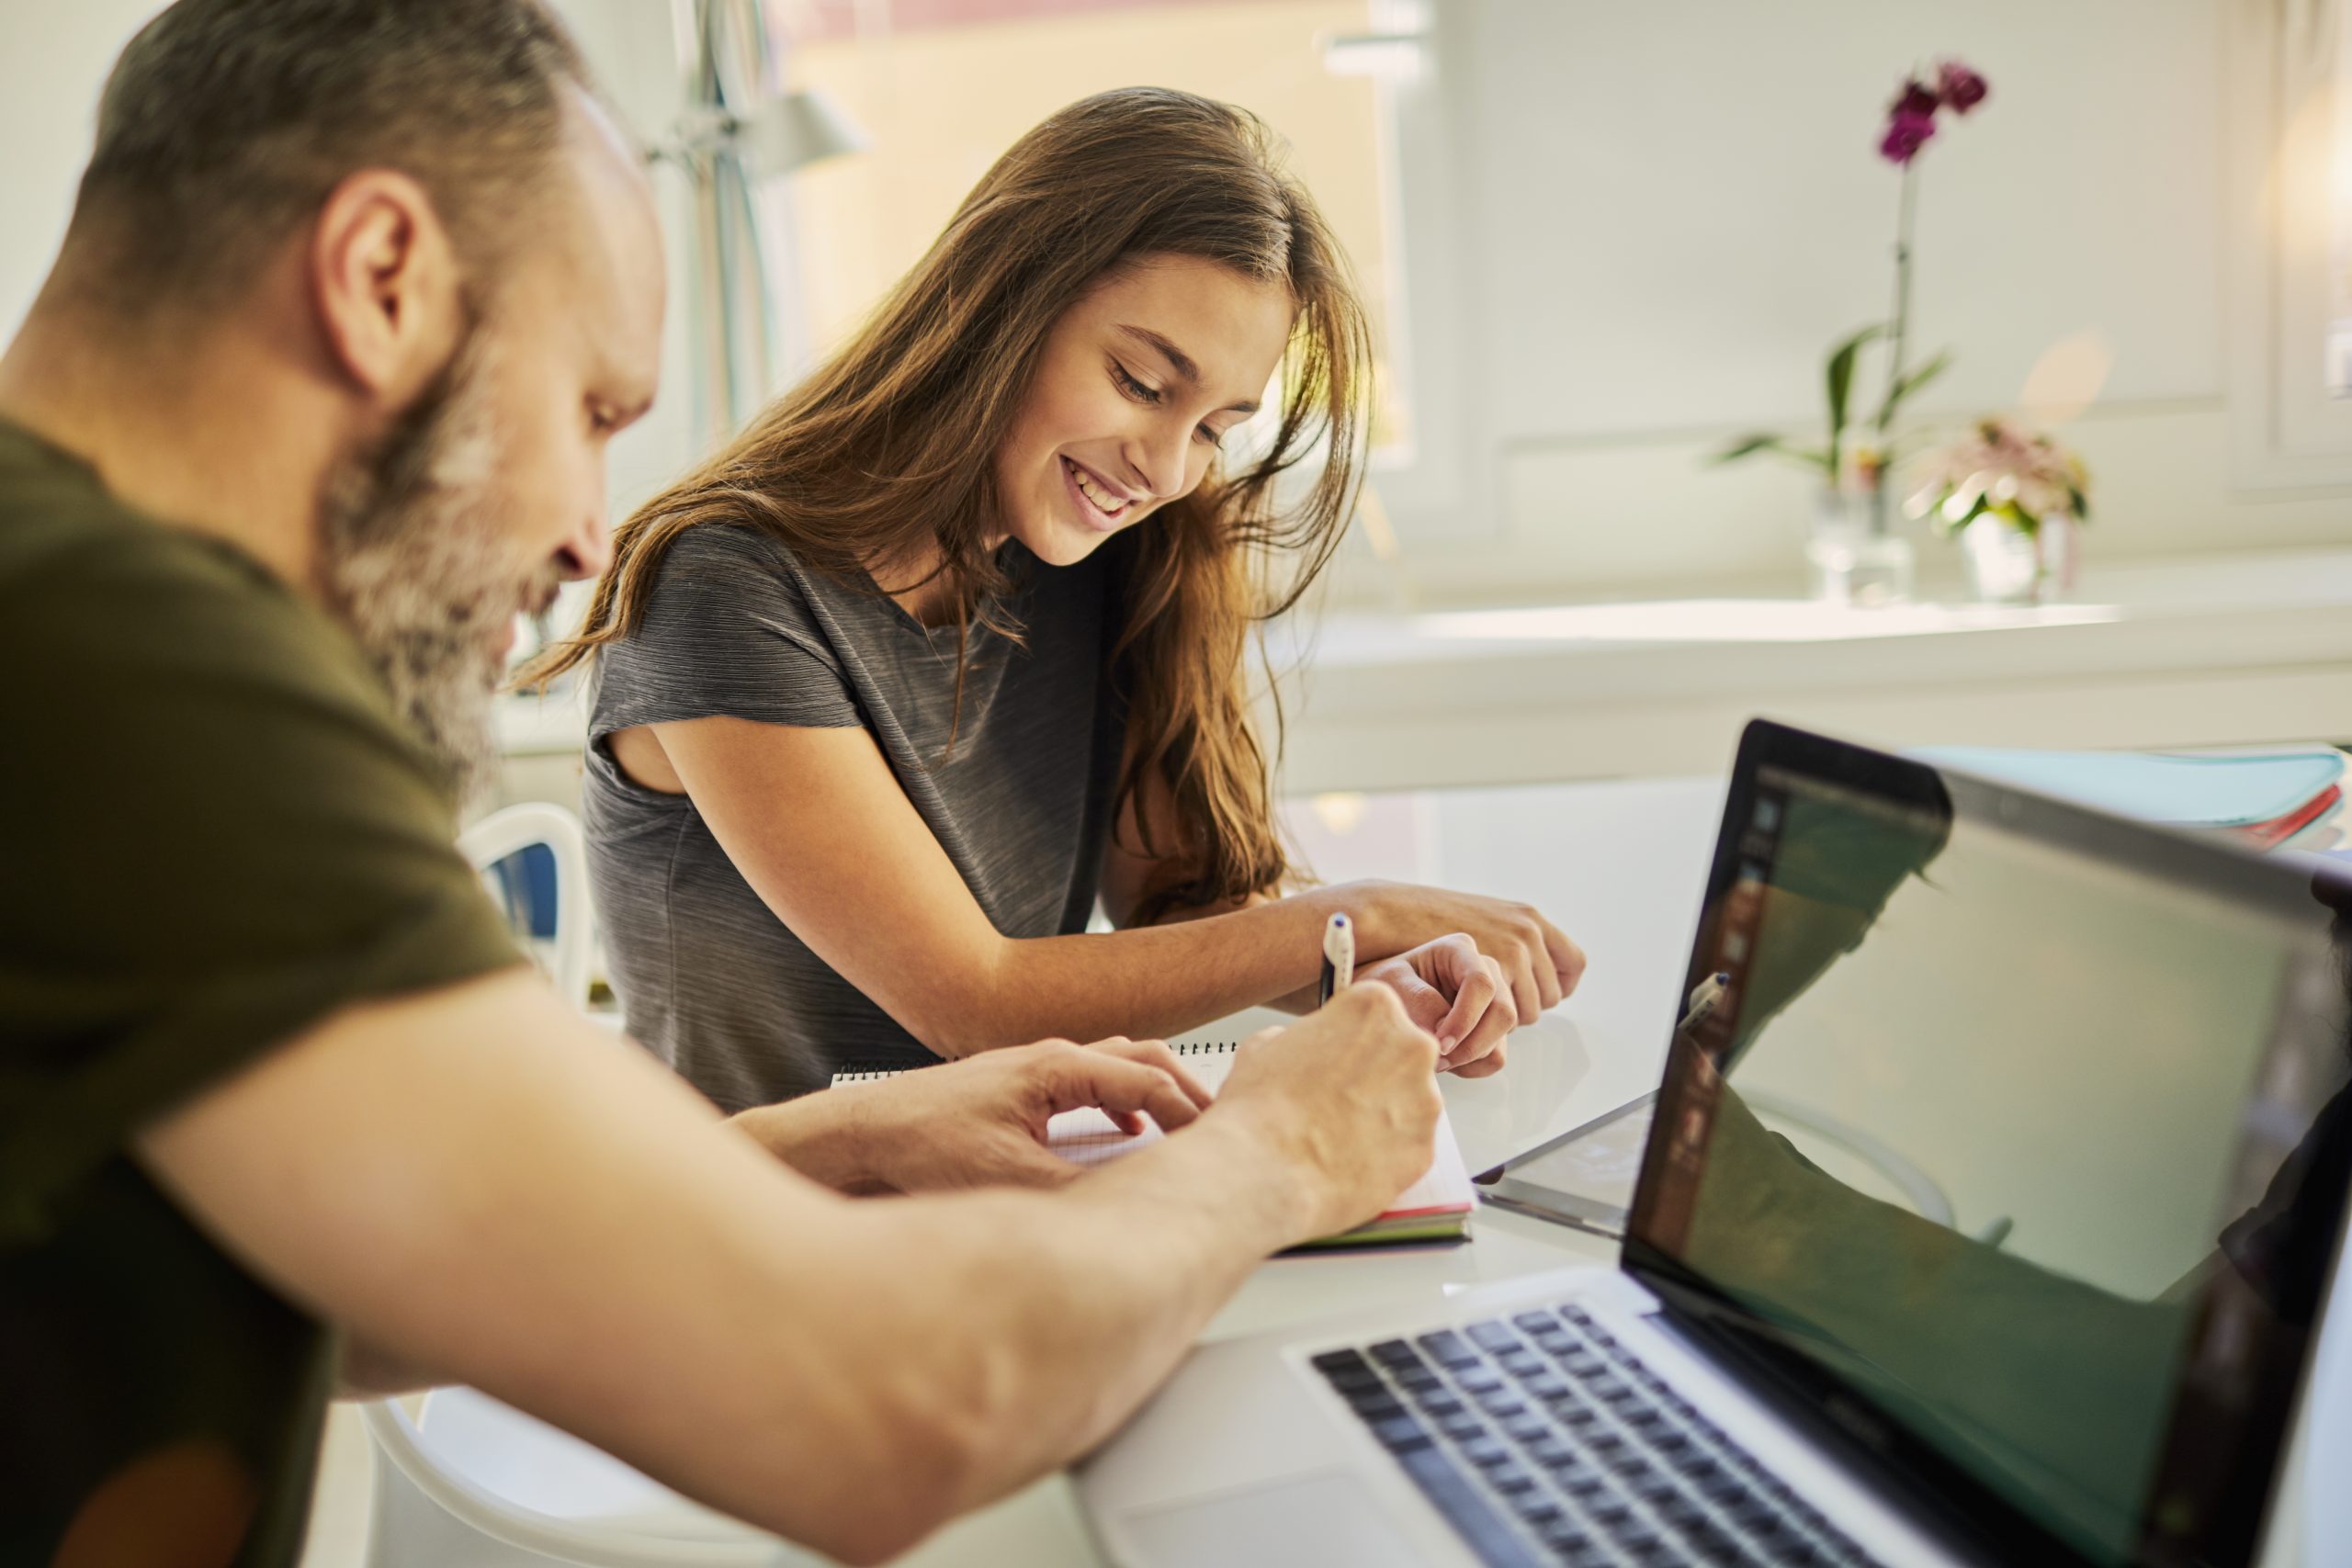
913, 877, 1486, 1054
922, 888, 1363, 1053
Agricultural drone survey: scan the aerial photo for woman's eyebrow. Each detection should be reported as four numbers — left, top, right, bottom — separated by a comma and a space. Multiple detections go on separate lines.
1118, 324, 1200, 384
1117, 324, 1261, 415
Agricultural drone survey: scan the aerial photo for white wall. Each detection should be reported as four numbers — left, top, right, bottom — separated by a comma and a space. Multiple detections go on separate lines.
0, 3, 159, 343
7, 1, 2343, 609
0, 0, 700, 529
1361, 0, 2352, 604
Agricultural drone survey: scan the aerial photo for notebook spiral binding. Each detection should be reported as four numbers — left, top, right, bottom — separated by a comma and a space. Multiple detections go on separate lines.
829, 1040, 1238, 1087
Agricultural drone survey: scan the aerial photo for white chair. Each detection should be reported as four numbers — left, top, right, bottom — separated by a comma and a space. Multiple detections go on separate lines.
458, 802, 597, 1012
360, 1390, 797, 1568
356, 804, 795, 1566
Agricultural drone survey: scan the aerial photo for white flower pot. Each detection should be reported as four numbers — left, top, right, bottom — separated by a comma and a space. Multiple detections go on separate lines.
1960, 516, 2065, 604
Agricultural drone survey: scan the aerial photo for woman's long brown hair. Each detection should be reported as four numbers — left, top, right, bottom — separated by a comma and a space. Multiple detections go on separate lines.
525, 87, 1371, 920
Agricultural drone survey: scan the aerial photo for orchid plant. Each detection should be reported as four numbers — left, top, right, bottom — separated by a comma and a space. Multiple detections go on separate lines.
1713, 60, 1990, 525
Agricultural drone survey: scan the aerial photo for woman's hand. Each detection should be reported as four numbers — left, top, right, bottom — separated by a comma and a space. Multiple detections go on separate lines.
1361, 934, 1517, 1077
1346, 882, 1587, 1023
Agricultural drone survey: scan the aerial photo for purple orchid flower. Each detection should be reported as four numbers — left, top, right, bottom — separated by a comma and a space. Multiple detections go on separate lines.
1879, 108, 1937, 165
1892, 78, 1940, 120
1937, 60, 1989, 114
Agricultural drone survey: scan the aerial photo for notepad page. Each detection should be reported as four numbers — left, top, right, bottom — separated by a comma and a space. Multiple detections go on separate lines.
1383, 1114, 1475, 1216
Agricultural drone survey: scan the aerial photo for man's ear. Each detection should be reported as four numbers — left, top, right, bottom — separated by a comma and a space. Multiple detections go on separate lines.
307, 169, 465, 407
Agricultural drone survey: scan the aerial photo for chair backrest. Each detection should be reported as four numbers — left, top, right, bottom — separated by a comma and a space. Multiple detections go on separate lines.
458, 802, 595, 1011
362, 1393, 789, 1568
362, 807, 790, 1566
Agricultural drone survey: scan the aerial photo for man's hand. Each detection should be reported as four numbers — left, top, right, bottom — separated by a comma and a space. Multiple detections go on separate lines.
1213, 986, 1443, 1238
732, 1037, 1214, 1193
1362, 932, 1518, 1077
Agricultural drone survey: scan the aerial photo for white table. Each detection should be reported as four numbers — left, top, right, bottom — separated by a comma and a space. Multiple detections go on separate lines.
886, 773, 1732, 1566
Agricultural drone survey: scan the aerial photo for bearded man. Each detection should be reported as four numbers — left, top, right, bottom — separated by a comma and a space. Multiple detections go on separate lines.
0, 4, 1444, 1564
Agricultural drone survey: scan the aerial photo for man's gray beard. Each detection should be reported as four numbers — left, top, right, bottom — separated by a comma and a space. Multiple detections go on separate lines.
315, 336, 553, 807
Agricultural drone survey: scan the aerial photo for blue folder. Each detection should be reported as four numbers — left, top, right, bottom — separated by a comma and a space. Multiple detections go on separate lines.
1910, 747, 2346, 829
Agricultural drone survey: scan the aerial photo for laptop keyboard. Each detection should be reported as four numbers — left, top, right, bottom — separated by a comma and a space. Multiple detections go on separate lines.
1311, 1303, 1883, 1568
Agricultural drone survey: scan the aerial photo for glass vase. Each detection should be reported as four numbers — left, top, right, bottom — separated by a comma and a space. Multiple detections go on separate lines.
1961, 516, 2073, 604
1807, 491, 1914, 608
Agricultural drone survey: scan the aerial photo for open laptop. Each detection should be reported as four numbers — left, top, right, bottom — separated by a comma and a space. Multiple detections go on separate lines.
1078, 719, 2352, 1568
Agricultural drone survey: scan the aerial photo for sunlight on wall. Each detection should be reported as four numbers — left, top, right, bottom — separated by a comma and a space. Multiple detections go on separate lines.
778, 0, 1408, 443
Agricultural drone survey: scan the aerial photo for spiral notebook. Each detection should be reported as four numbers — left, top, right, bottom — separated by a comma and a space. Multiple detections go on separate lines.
830, 1041, 1475, 1248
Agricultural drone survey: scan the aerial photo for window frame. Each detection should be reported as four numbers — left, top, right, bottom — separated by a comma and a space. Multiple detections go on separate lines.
2224, 0, 2352, 487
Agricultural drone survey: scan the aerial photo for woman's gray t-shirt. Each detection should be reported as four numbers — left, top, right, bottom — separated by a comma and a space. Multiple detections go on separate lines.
583, 524, 1125, 1110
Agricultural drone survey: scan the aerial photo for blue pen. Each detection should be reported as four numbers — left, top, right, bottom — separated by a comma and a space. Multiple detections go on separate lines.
1317, 913, 1354, 1007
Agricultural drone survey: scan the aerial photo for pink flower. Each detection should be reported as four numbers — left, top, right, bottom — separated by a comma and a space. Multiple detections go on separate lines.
1908, 416, 2089, 532
1936, 60, 1989, 114
1879, 108, 1937, 165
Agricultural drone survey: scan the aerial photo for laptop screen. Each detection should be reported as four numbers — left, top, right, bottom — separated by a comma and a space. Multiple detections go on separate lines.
1624, 724, 2352, 1568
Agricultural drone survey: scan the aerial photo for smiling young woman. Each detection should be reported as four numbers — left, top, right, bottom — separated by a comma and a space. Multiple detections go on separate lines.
525, 88, 1584, 1109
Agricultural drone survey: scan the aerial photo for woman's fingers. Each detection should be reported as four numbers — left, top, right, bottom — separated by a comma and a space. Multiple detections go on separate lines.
1536, 911, 1586, 998
1440, 954, 1516, 1071
1531, 938, 1565, 1011
1499, 939, 1543, 1022
1431, 940, 1497, 1054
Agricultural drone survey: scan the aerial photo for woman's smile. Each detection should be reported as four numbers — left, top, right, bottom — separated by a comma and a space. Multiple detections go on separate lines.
1061, 453, 1136, 532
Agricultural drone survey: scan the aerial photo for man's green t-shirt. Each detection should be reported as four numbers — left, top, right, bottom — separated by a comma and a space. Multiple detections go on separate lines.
0, 419, 524, 1566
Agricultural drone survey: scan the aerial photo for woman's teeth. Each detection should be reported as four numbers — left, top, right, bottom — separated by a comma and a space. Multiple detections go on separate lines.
1067, 457, 1127, 515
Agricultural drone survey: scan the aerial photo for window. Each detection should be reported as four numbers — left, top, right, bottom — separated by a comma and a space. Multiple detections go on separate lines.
766, 0, 1414, 451
2330, 0, 2352, 396
2226, 0, 2352, 484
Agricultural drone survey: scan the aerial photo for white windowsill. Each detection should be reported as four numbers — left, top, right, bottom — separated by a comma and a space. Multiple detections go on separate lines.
499, 546, 2352, 792
1266, 546, 2352, 792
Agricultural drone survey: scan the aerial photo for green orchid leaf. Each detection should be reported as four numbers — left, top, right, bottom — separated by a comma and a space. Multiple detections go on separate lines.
1711, 434, 1790, 464
1878, 348, 1952, 426
1825, 324, 1883, 436
1708, 433, 1836, 477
